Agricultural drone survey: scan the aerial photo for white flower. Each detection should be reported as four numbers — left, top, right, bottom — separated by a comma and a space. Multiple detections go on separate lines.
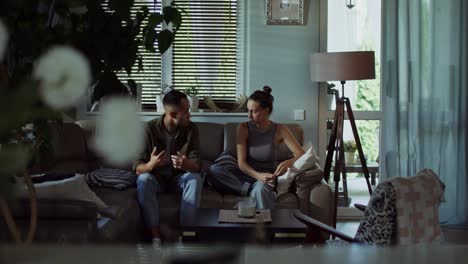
93, 97, 145, 165
0, 19, 8, 60
33, 46, 91, 109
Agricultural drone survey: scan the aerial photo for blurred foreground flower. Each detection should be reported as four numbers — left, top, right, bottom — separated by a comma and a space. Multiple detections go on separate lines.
0, 19, 7, 60
33, 46, 91, 109
93, 97, 144, 165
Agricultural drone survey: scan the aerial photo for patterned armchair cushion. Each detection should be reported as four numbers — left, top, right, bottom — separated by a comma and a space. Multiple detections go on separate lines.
354, 181, 397, 244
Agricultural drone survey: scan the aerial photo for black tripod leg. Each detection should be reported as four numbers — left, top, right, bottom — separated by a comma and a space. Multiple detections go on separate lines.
324, 105, 340, 183
332, 100, 345, 229
339, 135, 349, 206
345, 99, 372, 195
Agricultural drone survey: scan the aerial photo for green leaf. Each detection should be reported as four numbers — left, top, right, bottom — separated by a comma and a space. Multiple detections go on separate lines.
148, 13, 164, 28
163, 5, 181, 30
157, 29, 174, 54
0, 174, 16, 203
0, 145, 30, 175
140, 6, 149, 17
108, 0, 134, 21
91, 71, 129, 103
137, 56, 143, 73
144, 28, 157, 53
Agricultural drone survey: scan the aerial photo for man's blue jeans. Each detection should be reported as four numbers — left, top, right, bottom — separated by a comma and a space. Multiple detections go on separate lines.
136, 172, 202, 227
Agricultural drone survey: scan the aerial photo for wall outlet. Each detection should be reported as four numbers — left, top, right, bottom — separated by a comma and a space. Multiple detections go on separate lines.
294, 109, 305, 121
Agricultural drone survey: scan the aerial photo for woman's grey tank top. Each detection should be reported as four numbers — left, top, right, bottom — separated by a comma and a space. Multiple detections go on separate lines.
246, 121, 278, 173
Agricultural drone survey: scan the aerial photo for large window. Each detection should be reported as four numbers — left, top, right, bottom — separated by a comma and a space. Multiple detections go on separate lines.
172, 0, 239, 104
115, 0, 242, 110
319, 0, 381, 207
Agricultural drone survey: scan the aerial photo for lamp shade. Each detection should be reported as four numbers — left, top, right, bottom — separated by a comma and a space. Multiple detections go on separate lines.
310, 51, 375, 82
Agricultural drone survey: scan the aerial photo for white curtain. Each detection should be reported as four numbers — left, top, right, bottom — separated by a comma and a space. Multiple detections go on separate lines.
381, 0, 467, 224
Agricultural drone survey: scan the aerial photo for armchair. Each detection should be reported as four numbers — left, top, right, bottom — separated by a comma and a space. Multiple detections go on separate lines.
295, 169, 445, 245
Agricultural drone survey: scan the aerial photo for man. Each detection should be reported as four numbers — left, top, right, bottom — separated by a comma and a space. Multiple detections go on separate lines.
133, 90, 202, 247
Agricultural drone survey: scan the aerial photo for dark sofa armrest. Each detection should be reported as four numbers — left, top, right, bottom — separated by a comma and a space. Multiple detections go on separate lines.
11, 198, 97, 220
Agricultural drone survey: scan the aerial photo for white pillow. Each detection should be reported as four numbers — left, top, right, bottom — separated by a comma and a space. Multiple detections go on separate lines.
277, 146, 320, 196
16, 174, 108, 210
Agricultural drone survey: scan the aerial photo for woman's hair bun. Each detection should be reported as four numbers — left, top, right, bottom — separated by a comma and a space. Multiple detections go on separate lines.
262, 86, 272, 94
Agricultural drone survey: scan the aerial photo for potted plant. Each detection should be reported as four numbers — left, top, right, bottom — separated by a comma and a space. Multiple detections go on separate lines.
343, 140, 357, 164
0, 0, 183, 111
327, 82, 337, 109
156, 83, 174, 112
185, 86, 199, 112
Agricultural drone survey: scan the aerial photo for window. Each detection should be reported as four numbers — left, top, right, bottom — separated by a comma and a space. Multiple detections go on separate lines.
172, 0, 240, 104
114, 0, 242, 110
319, 0, 381, 207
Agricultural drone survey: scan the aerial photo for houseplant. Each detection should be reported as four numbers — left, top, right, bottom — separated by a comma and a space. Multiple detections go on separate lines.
185, 86, 199, 112
0, 0, 184, 242
343, 140, 357, 164
156, 83, 174, 112
0, 0, 183, 109
0, 24, 148, 244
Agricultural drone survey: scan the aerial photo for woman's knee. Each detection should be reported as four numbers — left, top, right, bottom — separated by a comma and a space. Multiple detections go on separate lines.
251, 181, 274, 195
208, 163, 224, 174
207, 164, 224, 181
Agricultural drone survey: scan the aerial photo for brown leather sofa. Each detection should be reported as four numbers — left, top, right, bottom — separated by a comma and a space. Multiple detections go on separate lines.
1, 120, 332, 243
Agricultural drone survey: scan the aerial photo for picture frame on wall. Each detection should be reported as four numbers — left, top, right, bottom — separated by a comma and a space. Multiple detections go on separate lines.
266, 0, 304, 25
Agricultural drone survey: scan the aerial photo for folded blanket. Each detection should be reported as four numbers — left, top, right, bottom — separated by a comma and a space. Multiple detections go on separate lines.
84, 168, 137, 190
389, 169, 444, 244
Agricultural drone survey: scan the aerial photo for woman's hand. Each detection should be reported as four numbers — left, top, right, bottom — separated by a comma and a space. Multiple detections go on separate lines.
274, 160, 294, 177
257, 172, 275, 183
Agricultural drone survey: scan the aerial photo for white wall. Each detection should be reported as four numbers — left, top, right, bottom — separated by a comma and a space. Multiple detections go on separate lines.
246, 0, 320, 147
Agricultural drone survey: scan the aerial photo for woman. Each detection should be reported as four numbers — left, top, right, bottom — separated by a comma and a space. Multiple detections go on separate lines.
207, 86, 304, 209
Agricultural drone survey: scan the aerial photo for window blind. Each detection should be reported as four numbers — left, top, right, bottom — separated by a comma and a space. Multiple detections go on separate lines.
172, 0, 239, 103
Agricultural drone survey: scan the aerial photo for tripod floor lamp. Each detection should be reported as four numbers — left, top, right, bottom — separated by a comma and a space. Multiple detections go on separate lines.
310, 51, 376, 229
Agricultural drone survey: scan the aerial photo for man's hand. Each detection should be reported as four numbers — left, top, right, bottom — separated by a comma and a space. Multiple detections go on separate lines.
149, 147, 167, 169
257, 172, 275, 183
171, 151, 188, 170
273, 160, 294, 177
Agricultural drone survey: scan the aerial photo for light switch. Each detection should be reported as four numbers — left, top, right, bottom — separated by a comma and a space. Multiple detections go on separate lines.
294, 109, 305, 121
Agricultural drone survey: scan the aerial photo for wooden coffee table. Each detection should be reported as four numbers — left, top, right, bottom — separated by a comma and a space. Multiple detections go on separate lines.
180, 208, 306, 243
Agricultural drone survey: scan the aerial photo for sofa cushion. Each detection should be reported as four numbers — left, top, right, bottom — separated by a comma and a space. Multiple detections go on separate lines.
16, 174, 108, 210
75, 120, 134, 171
224, 123, 239, 156
10, 198, 97, 219
48, 122, 89, 173
276, 124, 303, 161
275, 192, 299, 209
195, 122, 224, 162
277, 147, 321, 196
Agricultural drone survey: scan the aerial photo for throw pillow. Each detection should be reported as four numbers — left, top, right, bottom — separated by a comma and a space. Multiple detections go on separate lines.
16, 174, 108, 210
276, 146, 320, 196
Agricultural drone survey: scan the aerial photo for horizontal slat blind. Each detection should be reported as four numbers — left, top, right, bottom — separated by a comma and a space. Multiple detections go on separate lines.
172, 0, 239, 102
104, 1, 162, 108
